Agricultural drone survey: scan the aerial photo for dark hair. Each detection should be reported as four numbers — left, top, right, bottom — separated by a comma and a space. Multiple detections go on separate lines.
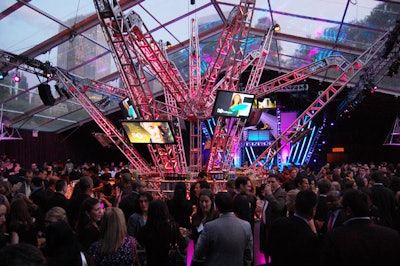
135, 192, 153, 214
131, 180, 143, 191
44, 221, 75, 252
147, 200, 172, 230
234, 176, 249, 189
79, 176, 93, 191
341, 189, 370, 217
370, 170, 385, 184
317, 179, 332, 194
0, 243, 46, 266
172, 182, 187, 202
55, 180, 67, 192
344, 180, 356, 190
87, 166, 98, 175
226, 179, 235, 189
198, 171, 207, 179
295, 190, 317, 216
192, 189, 217, 227
268, 174, 280, 181
9, 198, 34, 229
76, 198, 100, 233
215, 192, 233, 213
199, 180, 210, 189
31, 177, 43, 188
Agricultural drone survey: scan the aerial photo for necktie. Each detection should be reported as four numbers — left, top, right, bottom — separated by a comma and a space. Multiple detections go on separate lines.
327, 212, 335, 232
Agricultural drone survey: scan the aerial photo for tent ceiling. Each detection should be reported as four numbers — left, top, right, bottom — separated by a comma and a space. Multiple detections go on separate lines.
0, 0, 399, 133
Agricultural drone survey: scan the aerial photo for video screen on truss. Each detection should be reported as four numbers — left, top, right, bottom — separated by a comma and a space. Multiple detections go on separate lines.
212, 90, 255, 118
121, 120, 176, 144
119, 98, 139, 119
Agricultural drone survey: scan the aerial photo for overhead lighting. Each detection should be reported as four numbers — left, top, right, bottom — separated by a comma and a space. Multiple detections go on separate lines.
0, 71, 8, 80
273, 24, 280, 32
41, 61, 53, 79
12, 74, 21, 83
166, 41, 172, 49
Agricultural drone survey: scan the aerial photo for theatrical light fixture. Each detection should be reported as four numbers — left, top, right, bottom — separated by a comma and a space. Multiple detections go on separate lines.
273, 24, 280, 32
41, 61, 53, 79
0, 71, 8, 80
44, 69, 53, 79
12, 74, 21, 83
166, 41, 172, 49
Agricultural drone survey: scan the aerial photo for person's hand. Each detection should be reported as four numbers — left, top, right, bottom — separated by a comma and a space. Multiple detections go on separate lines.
265, 184, 272, 196
11, 182, 22, 192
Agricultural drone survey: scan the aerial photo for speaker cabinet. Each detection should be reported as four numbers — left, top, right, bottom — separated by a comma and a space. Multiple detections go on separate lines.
38, 83, 55, 106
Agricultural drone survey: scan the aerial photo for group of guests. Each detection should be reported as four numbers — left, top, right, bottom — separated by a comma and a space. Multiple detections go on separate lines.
0, 158, 399, 266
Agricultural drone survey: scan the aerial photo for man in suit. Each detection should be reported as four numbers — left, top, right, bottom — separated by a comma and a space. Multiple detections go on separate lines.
29, 176, 49, 213
259, 174, 287, 261
233, 176, 255, 231
48, 179, 69, 210
192, 192, 253, 266
314, 178, 331, 230
320, 189, 345, 236
269, 190, 320, 266
368, 170, 399, 230
321, 189, 400, 266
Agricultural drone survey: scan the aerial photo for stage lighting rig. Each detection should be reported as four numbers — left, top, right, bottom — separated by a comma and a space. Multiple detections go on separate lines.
0, 71, 8, 80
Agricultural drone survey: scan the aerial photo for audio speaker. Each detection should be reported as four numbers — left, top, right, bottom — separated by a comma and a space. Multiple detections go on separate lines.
38, 83, 55, 106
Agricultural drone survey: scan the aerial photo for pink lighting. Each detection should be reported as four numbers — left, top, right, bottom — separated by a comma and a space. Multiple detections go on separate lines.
12, 74, 21, 82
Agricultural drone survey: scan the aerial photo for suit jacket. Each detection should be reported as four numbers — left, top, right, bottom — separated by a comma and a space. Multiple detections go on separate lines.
369, 183, 399, 230
192, 212, 253, 266
314, 194, 328, 222
321, 218, 400, 266
320, 208, 346, 236
259, 186, 287, 256
48, 192, 69, 210
269, 215, 320, 266
30, 187, 49, 213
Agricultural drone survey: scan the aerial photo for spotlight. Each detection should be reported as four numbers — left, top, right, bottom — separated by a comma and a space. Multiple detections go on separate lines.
150, 40, 156, 48
166, 41, 172, 49
44, 70, 53, 79
12, 74, 21, 83
273, 24, 280, 32
0, 71, 8, 80
191, 0, 195, 5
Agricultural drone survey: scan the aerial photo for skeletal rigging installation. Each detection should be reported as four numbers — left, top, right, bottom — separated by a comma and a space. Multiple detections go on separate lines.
1, 0, 399, 177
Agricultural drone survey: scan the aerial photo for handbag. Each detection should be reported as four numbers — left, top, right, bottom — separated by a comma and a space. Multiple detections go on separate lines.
168, 223, 186, 266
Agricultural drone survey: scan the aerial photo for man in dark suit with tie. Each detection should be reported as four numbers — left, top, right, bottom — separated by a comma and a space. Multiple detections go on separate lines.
268, 190, 320, 266
320, 189, 346, 237
321, 189, 400, 266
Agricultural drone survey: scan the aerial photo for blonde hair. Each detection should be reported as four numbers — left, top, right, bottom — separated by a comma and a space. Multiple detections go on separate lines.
45, 207, 68, 223
99, 207, 127, 254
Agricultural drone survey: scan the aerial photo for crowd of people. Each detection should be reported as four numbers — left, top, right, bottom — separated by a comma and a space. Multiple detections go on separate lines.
0, 154, 400, 266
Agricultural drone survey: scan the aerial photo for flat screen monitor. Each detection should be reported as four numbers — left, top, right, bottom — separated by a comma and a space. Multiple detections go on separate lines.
212, 90, 255, 118
119, 97, 139, 119
121, 120, 176, 144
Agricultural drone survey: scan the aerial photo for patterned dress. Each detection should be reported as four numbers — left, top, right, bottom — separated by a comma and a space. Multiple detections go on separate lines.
88, 236, 137, 266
